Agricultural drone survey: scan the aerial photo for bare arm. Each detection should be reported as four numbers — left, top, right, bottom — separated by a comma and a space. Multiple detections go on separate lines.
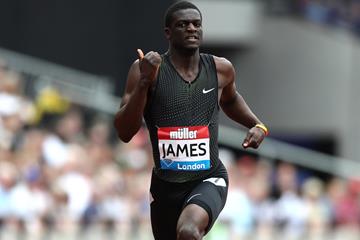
215, 56, 267, 148
114, 50, 161, 142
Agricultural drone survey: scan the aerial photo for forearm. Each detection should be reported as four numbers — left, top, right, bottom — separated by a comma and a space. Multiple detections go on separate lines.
114, 84, 149, 142
221, 93, 263, 129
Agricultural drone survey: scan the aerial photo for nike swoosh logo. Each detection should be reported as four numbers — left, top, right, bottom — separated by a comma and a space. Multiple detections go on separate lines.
203, 177, 227, 187
202, 88, 215, 94
187, 193, 202, 203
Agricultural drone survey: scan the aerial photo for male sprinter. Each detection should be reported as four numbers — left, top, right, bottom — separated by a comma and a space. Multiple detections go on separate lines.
114, 1, 268, 239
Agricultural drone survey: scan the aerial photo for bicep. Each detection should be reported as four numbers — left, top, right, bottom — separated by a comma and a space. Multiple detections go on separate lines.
220, 80, 238, 107
214, 57, 238, 107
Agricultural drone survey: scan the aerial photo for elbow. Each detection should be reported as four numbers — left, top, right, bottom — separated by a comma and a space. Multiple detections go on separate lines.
113, 118, 134, 143
118, 133, 132, 143
114, 127, 133, 143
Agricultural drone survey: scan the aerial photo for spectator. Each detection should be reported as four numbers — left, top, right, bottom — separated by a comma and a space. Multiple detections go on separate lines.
220, 159, 255, 239
302, 177, 331, 239
304, 0, 329, 24
350, 0, 360, 36
273, 162, 307, 240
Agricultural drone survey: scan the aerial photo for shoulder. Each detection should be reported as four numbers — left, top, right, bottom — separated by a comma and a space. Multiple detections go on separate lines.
213, 56, 235, 77
212, 55, 235, 85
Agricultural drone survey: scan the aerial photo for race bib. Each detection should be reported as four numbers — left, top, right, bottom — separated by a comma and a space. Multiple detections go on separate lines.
158, 126, 210, 171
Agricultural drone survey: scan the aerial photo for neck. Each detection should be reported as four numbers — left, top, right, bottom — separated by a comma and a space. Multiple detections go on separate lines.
167, 47, 200, 71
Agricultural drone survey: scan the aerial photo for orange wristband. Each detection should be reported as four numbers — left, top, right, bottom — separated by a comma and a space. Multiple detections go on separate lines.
255, 124, 269, 136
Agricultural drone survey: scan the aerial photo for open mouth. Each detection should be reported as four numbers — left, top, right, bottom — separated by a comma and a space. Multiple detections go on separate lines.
185, 36, 198, 40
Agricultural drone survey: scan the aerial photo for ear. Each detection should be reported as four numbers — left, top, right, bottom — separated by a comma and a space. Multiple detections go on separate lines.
164, 27, 171, 40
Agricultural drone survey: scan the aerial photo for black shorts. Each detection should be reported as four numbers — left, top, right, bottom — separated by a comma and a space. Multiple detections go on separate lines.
149, 162, 228, 240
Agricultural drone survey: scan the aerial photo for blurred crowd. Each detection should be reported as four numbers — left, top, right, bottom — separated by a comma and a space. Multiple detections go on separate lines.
0, 58, 359, 240
210, 152, 360, 240
269, 0, 360, 37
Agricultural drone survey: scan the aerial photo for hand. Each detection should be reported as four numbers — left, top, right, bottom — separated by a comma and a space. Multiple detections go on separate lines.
137, 49, 161, 86
242, 126, 266, 149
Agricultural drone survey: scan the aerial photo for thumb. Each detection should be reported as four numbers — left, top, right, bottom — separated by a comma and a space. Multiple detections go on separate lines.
242, 132, 252, 148
137, 49, 144, 60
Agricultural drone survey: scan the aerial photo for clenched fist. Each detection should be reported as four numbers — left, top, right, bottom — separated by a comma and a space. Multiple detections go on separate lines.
137, 49, 161, 87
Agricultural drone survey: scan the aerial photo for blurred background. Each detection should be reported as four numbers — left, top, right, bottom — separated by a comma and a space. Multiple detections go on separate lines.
0, 0, 359, 239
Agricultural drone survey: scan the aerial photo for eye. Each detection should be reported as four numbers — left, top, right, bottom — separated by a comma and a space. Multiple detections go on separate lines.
178, 22, 187, 28
194, 22, 201, 28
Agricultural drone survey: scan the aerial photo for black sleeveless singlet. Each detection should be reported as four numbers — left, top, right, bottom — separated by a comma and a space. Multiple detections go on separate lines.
144, 53, 221, 183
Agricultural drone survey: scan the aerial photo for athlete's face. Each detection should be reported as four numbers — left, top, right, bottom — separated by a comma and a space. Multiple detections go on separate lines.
165, 9, 203, 51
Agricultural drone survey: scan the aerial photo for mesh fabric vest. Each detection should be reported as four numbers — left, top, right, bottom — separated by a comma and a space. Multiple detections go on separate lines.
144, 53, 219, 183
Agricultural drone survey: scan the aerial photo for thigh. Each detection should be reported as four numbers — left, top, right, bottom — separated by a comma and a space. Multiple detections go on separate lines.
177, 203, 209, 239
151, 200, 181, 240
182, 177, 228, 233
149, 173, 187, 240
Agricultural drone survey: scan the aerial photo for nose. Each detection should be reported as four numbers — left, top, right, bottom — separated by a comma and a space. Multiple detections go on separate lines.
186, 23, 197, 32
